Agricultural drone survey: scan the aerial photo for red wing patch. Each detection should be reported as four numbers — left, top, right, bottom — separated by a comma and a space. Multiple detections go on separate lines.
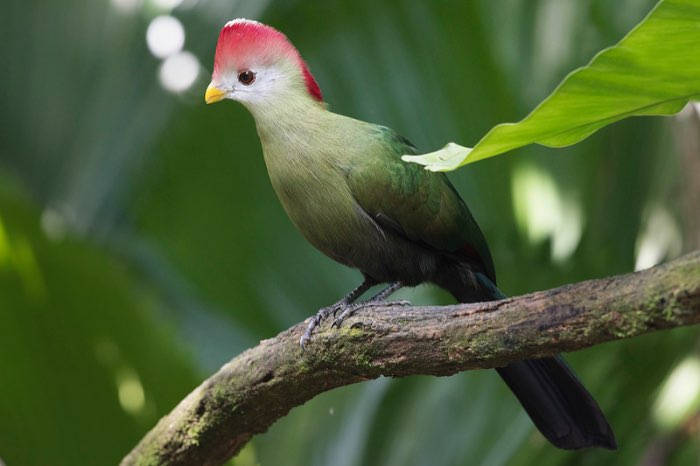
457, 242, 481, 262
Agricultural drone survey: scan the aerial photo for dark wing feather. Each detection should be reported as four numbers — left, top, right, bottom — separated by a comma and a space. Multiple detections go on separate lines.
347, 126, 496, 283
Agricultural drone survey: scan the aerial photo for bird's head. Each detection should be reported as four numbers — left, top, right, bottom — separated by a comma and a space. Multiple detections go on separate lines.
205, 19, 323, 109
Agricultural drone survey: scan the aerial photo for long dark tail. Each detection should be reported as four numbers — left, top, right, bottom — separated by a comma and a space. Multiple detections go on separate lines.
496, 357, 616, 449
473, 273, 617, 450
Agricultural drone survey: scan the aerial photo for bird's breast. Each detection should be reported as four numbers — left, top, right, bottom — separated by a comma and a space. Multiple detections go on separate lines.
256, 114, 442, 283
263, 147, 369, 265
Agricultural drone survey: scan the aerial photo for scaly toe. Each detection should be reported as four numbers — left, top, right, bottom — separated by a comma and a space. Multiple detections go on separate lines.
331, 312, 349, 329
332, 302, 365, 328
300, 318, 319, 349
300, 301, 350, 348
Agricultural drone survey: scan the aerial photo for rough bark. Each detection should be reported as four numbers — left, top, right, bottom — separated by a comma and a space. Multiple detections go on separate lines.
122, 252, 700, 466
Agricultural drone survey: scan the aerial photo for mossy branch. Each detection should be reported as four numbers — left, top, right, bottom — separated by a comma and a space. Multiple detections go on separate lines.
121, 252, 700, 466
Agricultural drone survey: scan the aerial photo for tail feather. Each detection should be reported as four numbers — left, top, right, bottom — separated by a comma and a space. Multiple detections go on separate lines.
472, 273, 617, 450
497, 358, 616, 449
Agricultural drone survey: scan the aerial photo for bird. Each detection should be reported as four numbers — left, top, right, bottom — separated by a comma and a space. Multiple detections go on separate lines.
204, 18, 616, 450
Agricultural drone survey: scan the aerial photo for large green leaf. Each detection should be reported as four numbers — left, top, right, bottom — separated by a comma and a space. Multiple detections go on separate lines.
403, 0, 700, 171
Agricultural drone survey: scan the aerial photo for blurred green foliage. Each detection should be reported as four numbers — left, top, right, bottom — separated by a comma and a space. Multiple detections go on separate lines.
1, 0, 698, 465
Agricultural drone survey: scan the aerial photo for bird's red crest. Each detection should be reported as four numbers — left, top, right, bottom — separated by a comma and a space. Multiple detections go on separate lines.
213, 19, 323, 102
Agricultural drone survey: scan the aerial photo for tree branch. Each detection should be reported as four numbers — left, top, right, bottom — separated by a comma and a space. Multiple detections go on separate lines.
122, 252, 700, 466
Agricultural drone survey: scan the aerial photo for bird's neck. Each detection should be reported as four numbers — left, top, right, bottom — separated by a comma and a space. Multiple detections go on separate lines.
247, 94, 332, 158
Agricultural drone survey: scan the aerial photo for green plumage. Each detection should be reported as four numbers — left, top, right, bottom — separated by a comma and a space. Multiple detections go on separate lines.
348, 126, 495, 281
253, 100, 494, 292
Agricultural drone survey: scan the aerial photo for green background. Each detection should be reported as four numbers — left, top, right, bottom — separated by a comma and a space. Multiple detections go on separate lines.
1, 0, 698, 465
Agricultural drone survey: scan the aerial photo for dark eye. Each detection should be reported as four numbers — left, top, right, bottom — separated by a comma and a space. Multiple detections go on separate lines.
238, 70, 255, 85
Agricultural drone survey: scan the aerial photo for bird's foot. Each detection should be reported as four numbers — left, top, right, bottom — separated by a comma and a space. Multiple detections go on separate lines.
332, 299, 411, 328
300, 300, 350, 349
299, 281, 403, 348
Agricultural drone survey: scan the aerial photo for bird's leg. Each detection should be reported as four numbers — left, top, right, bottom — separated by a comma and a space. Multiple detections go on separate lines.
332, 281, 408, 328
300, 279, 375, 348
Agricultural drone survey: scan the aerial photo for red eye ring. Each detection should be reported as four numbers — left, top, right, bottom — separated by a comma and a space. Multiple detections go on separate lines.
238, 70, 255, 85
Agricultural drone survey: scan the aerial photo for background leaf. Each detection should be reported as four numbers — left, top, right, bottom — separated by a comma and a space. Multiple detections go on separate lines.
404, 0, 700, 171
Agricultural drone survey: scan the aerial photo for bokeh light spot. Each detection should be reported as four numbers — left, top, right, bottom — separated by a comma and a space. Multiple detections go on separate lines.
653, 356, 700, 430
41, 208, 68, 242
159, 51, 200, 93
146, 15, 185, 59
116, 367, 146, 416
511, 164, 583, 263
634, 204, 682, 271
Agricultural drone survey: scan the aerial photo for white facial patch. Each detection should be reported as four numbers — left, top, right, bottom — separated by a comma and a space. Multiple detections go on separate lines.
223, 65, 297, 106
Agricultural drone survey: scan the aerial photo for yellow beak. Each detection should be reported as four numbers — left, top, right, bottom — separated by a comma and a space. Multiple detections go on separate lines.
205, 83, 227, 104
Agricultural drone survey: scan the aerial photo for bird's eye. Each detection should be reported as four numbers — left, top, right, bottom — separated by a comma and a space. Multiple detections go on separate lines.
238, 70, 255, 85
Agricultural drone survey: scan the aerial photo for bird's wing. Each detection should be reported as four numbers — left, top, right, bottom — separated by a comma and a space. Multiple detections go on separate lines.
346, 126, 496, 282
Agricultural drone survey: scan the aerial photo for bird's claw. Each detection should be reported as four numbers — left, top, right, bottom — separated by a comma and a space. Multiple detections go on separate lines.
300, 288, 409, 347
331, 303, 360, 329
300, 301, 348, 349
299, 315, 320, 349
